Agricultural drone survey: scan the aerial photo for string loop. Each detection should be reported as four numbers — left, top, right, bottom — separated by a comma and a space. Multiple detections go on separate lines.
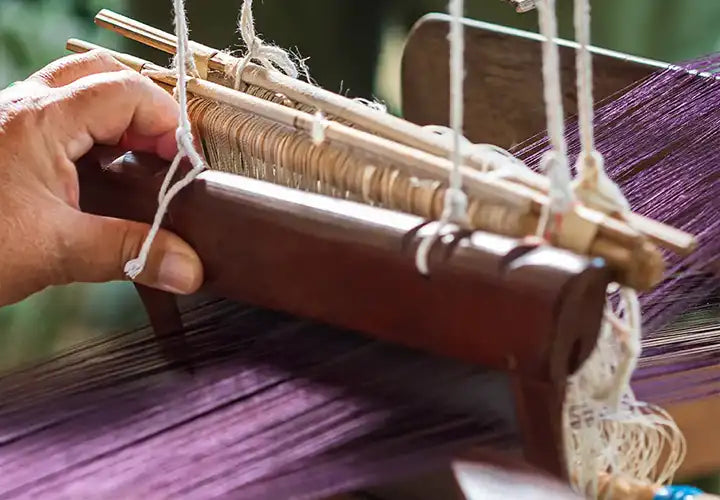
227, 0, 299, 90
124, 0, 206, 279
415, 0, 467, 276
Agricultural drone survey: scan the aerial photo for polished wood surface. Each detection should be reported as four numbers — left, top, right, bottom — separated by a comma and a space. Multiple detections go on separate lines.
78, 148, 611, 382
402, 15, 661, 149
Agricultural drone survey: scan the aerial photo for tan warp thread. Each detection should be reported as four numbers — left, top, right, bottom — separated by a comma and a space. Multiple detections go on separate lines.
182, 92, 661, 288
187, 96, 531, 239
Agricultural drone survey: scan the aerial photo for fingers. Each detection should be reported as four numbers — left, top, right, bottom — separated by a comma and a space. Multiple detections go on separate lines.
58, 210, 203, 295
55, 69, 180, 161
119, 130, 179, 161
27, 50, 129, 88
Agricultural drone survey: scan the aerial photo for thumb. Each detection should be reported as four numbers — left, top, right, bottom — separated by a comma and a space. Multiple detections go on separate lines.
60, 211, 203, 294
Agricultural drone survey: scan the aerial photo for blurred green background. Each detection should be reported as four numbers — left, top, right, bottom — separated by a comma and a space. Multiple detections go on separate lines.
1, 0, 720, 487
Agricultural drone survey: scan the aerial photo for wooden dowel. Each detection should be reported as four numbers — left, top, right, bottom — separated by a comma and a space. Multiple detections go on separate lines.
92, 9, 697, 257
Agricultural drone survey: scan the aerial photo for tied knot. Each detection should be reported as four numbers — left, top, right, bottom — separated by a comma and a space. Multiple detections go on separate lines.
310, 111, 328, 146
576, 150, 603, 189
414, 187, 469, 277
541, 150, 574, 214
228, 0, 299, 89
442, 188, 469, 225
573, 150, 631, 215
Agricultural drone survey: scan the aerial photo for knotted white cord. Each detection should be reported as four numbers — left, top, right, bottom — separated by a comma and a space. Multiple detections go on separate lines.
311, 110, 329, 146
227, 0, 299, 90
535, 0, 575, 239
124, 0, 206, 279
562, 1, 685, 495
415, 0, 469, 275
572, 0, 637, 409
572, 0, 629, 215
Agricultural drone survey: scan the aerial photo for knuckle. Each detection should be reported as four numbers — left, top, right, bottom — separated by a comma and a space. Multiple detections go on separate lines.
86, 49, 116, 67
94, 70, 143, 98
116, 69, 144, 88
3, 99, 42, 134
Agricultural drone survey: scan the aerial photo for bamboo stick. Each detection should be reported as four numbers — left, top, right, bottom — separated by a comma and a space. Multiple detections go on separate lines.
92, 9, 697, 257
67, 38, 666, 289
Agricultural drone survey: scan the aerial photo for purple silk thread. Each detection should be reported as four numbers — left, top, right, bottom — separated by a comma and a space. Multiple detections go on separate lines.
514, 54, 720, 332
0, 301, 517, 499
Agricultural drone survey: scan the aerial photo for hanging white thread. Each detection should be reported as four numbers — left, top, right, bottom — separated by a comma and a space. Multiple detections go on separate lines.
572, 0, 637, 407
572, 0, 629, 215
535, 0, 575, 239
561, 0, 685, 495
227, 0, 299, 90
415, 0, 469, 276
124, 0, 206, 279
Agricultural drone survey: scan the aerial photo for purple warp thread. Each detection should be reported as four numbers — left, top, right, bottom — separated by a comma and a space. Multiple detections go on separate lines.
514, 54, 720, 332
0, 300, 517, 499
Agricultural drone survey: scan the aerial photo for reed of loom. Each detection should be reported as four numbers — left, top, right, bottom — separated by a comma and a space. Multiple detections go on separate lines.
65, 10, 698, 492
67, 36, 693, 294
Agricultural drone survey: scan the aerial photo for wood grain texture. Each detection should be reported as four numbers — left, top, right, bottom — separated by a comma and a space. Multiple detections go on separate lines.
77, 147, 615, 476
669, 391, 720, 478
401, 15, 662, 148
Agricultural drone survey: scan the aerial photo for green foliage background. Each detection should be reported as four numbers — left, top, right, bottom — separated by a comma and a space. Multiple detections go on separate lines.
0, 0, 719, 485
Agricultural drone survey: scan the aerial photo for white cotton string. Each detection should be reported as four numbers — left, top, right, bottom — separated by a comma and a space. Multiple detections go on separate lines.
572, 0, 636, 406
311, 111, 329, 146
574, 0, 594, 156
535, 0, 574, 239
227, 0, 299, 90
571, 0, 629, 215
561, 1, 685, 495
415, 0, 469, 275
422, 125, 538, 183
124, 0, 206, 280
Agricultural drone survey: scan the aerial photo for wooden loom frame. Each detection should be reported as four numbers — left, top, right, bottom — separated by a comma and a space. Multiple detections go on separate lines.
402, 15, 720, 480
63, 8, 712, 495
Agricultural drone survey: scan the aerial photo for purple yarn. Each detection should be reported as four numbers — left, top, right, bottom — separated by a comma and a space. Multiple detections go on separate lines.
0, 300, 517, 499
514, 54, 720, 332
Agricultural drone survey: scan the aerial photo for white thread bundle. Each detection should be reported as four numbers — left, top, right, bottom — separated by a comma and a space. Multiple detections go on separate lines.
227, 0, 299, 90
415, 0, 469, 275
534, 0, 574, 239
124, 0, 206, 279
559, 0, 686, 495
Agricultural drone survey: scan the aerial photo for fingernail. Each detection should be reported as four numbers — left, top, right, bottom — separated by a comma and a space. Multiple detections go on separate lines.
156, 252, 199, 294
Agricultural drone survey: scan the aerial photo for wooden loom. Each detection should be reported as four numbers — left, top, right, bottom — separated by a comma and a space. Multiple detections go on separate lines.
57, 7, 718, 498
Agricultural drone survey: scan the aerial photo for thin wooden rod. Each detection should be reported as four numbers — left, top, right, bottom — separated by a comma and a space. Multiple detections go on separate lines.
93, 9, 695, 257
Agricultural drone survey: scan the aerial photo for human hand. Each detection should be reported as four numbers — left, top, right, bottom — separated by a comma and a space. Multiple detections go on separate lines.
0, 50, 203, 306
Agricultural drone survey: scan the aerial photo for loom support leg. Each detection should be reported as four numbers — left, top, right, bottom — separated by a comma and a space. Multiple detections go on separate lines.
512, 376, 567, 479
134, 284, 194, 373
